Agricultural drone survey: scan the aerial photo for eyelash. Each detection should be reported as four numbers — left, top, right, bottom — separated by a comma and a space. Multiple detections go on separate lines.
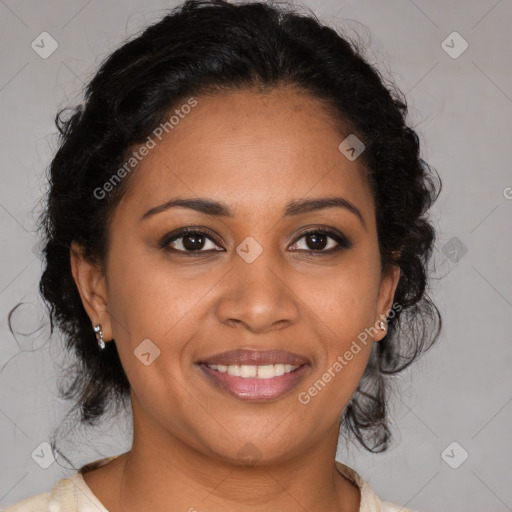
159, 226, 353, 256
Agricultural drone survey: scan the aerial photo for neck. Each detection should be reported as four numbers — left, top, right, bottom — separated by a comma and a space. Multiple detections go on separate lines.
110, 414, 359, 512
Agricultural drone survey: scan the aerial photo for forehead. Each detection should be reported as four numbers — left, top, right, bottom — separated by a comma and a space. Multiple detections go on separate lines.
117, 87, 375, 222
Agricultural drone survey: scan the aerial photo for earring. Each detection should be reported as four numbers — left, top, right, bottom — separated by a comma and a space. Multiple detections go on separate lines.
378, 320, 387, 331
93, 324, 105, 351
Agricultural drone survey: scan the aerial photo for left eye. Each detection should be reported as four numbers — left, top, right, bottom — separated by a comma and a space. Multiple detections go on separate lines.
289, 229, 349, 252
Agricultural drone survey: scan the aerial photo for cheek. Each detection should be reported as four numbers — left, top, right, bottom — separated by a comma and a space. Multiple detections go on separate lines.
104, 244, 224, 394
294, 275, 375, 415
105, 242, 202, 340
105, 255, 196, 415
290, 253, 380, 408
296, 255, 380, 340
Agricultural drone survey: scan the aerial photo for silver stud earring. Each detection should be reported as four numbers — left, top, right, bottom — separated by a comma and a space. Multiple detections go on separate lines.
93, 324, 105, 351
378, 320, 387, 331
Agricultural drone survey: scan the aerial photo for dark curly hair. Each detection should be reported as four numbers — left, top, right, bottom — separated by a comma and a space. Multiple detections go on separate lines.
21, 0, 442, 456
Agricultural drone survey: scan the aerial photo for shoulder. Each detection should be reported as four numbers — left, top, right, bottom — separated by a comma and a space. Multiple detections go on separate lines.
379, 501, 418, 512
3, 492, 50, 512
3, 473, 105, 512
3, 455, 119, 512
335, 460, 418, 512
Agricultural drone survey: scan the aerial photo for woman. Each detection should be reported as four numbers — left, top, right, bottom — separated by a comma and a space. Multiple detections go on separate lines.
5, 0, 442, 510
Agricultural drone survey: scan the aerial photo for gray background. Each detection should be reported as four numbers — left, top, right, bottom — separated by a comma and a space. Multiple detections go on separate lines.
1, 0, 511, 510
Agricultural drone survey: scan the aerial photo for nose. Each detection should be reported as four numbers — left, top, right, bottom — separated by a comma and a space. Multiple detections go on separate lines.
215, 255, 300, 334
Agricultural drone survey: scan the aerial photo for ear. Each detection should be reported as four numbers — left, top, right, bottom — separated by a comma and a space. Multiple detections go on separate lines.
375, 263, 401, 341
70, 241, 113, 341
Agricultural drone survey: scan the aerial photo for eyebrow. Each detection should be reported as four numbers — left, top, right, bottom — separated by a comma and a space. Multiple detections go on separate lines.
140, 196, 366, 229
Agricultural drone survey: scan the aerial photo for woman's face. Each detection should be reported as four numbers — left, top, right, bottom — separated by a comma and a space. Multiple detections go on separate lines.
73, 87, 400, 464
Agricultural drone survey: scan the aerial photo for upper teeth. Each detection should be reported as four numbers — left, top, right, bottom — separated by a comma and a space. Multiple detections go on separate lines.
207, 364, 299, 379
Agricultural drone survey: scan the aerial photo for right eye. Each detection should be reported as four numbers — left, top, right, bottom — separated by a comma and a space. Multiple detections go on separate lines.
160, 228, 225, 254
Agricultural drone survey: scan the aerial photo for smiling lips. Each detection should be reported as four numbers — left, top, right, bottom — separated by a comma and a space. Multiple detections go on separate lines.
198, 349, 311, 401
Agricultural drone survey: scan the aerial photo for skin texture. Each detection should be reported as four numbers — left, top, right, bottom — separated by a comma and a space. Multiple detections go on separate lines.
70, 87, 401, 512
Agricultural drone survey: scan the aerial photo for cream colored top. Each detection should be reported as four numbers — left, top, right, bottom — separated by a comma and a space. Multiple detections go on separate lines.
4, 455, 417, 512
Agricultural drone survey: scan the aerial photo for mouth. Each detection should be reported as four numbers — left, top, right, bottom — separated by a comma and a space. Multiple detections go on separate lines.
196, 349, 311, 402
